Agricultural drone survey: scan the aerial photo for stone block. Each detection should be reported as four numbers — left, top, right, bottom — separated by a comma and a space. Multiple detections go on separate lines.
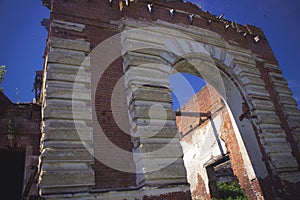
251, 99, 276, 111
52, 20, 85, 32
278, 93, 298, 107
123, 28, 174, 50
131, 105, 175, 121
136, 157, 184, 170
261, 136, 287, 144
132, 136, 180, 148
130, 87, 172, 103
232, 62, 260, 76
39, 169, 94, 194
125, 75, 170, 89
48, 48, 87, 66
127, 67, 169, 81
122, 38, 165, 57
269, 72, 288, 85
47, 64, 90, 84
286, 116, 300, 129
259, 124, 283, 134
284, 108, 300, 118
43, 101, 92, 120
254, 110, 281, 124
134, 118, 176, 127
273, 85, 293, 96
246, 85, 270, 98
144, 163, 187, 179
45, 85, 91, 101
50, 37, 90, 52
41, 148, 93, 163
134, 143, 183, 158
41, 140, 93, 152
278, 171, 300, 183
264, 143, 292, 153
42, 119, 92, 141
124, 52, 171, 71
239, 73, 264, 86
41, 163, 91, 171
268, 152, 298, 171
134, 125, 179, 138
131, 100, 173, 110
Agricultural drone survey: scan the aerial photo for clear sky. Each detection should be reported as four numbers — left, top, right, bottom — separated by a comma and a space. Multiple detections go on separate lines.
0, 0, 299, 110
0, 0, 49, 103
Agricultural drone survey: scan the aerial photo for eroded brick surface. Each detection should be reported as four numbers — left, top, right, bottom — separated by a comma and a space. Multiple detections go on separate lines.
36, 0, 300, 199
0, 95, 41, 199
177, 85, 265, 199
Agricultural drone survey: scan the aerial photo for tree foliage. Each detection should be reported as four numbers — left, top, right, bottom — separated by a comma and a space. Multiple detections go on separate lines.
0, 65, 6, 84
0, 65, 6, 91
217, 181, 248, 200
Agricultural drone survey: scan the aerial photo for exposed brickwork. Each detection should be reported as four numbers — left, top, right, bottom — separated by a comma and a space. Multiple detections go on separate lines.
256, 61, 300, 166
177, 85, 265, 199
0, 101, 41, 199
192, 174, 210, 200
38, 0, 300, 199
0, 91, 11, 115
45, 0, 282, 191
255, 61, 300, 198
47, 0, 136, 190
176, 84, 220, 135
93, 58, 136, 189
221, 112, 264, 200
45, 0, 278, 64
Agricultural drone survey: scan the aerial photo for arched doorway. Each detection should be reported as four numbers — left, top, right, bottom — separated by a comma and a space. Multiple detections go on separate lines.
121, 23, 270, 198
170, 72, 259, 199
38, 4, 300, 197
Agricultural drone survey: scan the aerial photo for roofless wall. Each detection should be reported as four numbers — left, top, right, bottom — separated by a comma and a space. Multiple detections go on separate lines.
39, 0, 300, 199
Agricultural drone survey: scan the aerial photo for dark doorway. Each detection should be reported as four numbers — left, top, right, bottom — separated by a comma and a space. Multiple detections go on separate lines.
206, 156, 247, 199
0, 149, 26, 200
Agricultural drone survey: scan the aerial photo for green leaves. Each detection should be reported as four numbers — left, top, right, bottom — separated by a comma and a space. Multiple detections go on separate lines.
217, 181, 248, 200
0, 65, 6, 84
0, 65, 6, 91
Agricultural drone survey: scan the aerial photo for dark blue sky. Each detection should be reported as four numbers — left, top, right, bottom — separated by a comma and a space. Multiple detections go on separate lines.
0, 0, 299, 110
171, 0, 300, 110
0, 0, 48, 103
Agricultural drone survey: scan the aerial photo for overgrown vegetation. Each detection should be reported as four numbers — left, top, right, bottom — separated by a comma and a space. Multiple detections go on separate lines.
216, 181, 248, 200
0, 65, 6, 91
7, 119, 17, 134
195, 3, 201, 9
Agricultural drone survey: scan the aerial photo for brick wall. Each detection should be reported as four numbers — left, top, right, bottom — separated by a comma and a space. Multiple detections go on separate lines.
0, 91, 12, 115
0, 101, 41, 199
40, 0, 300, 199
47, 0, 137, 190
45, 0, 280, 192
93, 58, 136, 189
177, 84, 264, 199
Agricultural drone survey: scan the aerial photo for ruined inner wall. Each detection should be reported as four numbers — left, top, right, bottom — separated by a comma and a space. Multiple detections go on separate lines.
0, 98, 41, 199
39, 0, 300, 199
177, 84, 264, 199
0, 91, 11, 114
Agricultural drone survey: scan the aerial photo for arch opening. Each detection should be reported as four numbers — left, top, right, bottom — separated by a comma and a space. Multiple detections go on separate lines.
170, 59, 266, 199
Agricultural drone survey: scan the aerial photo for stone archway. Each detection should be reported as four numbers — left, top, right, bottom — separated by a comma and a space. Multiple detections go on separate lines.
121, 19, 298, 198
38, 1, 300, 199
172, 71, 263, 199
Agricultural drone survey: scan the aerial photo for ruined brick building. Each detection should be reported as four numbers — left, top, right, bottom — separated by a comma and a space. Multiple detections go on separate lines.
0, 91, 41, 200
1, 0, 300, 199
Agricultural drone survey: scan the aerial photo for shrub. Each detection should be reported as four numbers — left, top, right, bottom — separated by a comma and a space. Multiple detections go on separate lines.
217, 181, 248, 200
